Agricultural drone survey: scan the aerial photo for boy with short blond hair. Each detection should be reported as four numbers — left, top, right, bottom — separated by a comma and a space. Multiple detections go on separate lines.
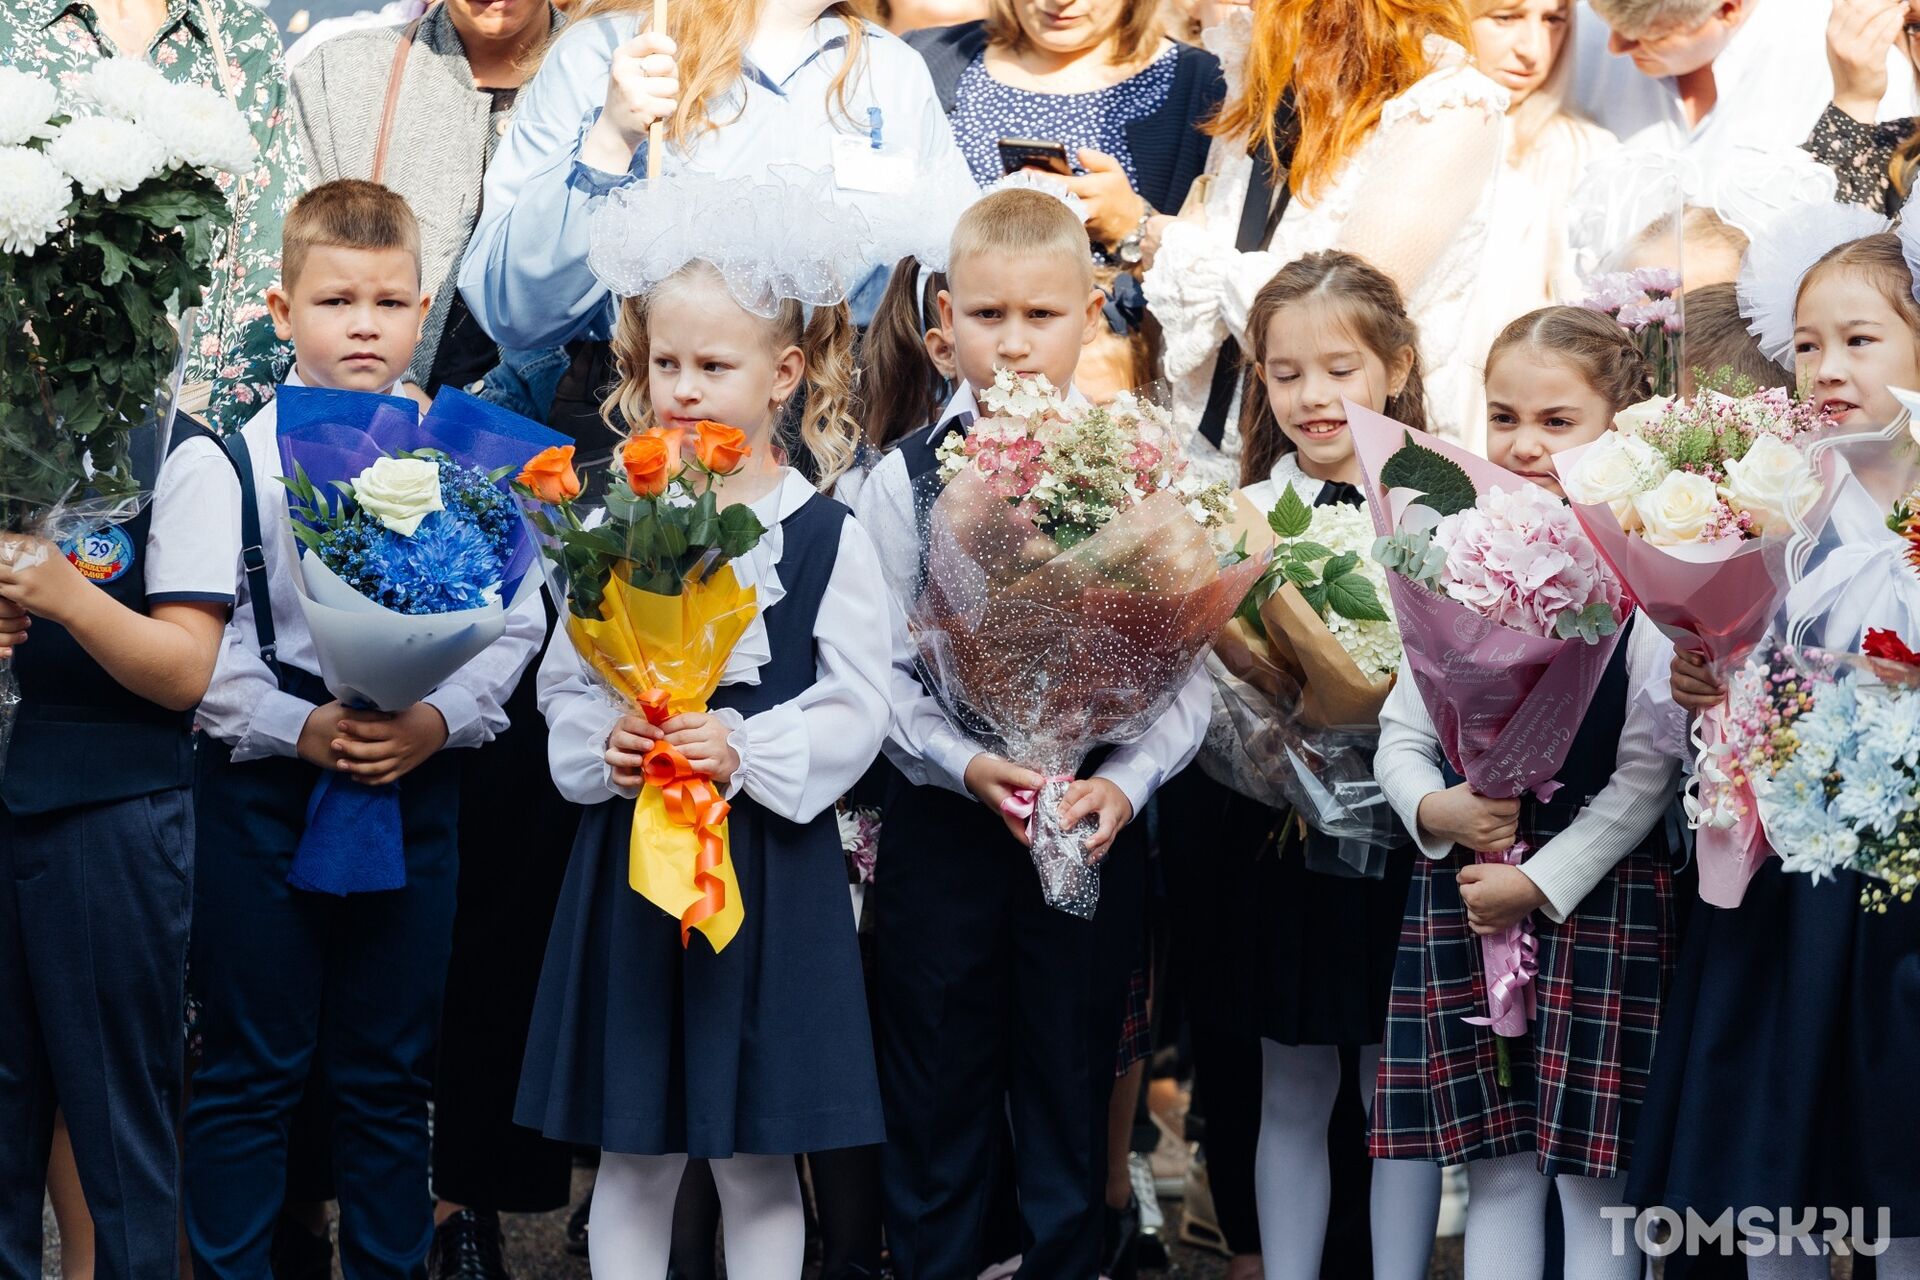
181, 178, 543, 1280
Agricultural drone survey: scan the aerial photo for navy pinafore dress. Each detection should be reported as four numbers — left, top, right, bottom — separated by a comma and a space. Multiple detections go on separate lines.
1369, 620, 1678, 1179
515, 494, 886, 1158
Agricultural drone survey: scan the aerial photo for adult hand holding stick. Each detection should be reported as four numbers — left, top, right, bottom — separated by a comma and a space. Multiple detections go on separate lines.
580, 0, 678, 175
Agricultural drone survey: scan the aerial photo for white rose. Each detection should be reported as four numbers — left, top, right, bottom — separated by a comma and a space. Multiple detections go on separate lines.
1630, 470, 1722, 545
1613, 395, 1674, 437
1721, 434, 1820, 535
352, 457, 444, 536
1561, 431, 1666, 524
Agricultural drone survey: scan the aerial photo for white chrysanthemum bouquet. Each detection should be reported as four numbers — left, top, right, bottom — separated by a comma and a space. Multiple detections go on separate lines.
1, 59, 256, 768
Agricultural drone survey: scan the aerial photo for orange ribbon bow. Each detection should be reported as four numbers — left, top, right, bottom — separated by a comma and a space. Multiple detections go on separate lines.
637, 688, 732, 946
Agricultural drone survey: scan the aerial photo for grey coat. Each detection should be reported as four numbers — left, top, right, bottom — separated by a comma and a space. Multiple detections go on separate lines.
289, 5, 552, 384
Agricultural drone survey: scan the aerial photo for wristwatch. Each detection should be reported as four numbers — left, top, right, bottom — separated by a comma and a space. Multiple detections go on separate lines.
1116, 203, 1156, 266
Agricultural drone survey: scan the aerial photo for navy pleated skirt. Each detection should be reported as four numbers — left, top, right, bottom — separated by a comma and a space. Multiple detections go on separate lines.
1626, 860, 1920, 1235
515, 795, 885, 1158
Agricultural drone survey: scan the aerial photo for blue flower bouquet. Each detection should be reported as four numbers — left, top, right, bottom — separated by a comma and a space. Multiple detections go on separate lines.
275, 384, 567, 894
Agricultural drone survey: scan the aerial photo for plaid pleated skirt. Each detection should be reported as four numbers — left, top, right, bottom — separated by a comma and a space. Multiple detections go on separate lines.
1368, 837, 1675, 1178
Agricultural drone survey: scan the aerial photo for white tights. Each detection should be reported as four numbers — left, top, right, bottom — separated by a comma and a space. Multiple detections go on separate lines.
1461, 1151, 1637, 1280
1744, 1234, 1920, 1279
1254, 1040, 1442, 1280
588, 1151, 804, 1279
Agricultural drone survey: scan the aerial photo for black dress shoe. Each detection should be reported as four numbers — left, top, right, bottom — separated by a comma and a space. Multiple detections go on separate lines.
566, 1185, 592, 1257
269, 1209, 333, 1280
429, 1208, 512, 1280
1101, 1198, 1141, 1280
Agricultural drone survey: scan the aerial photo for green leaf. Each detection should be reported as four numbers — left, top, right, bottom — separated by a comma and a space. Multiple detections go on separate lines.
1267, 484, 1313, 539
1299, 582, 1329, 615
1283, 540, 1335, 564
1377, 430, 1476, 517
1283, 559, 1318, 588
1321, 551, 1360, 581
1325, 573, 1389, 623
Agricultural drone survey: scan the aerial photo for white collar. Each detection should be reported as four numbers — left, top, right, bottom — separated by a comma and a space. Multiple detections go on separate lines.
1268, 451, 1325, 502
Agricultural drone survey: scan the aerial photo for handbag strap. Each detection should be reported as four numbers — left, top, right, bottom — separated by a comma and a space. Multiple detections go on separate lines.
221, 431, 286, 689
1196, 101, 1298, 449
371, 17, 425, 185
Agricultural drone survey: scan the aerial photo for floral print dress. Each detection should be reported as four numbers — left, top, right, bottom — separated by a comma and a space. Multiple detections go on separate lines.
1804, 101, 1914, 217
3, 0, 308, 432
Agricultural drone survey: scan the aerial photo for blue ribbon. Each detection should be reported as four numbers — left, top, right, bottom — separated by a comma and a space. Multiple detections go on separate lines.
288, 771, 406, 896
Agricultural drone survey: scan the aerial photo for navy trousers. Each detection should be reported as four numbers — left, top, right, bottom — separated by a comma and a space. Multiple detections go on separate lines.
872, 783, 1145, 1280
0, 789, 193, 1280
184, 743, 459, 1280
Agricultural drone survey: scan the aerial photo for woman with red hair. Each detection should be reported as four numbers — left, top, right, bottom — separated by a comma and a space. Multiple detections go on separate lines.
1141, 0, 1506, 465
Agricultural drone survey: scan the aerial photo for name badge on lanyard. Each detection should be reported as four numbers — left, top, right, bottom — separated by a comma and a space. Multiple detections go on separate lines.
832, 107, 914, 195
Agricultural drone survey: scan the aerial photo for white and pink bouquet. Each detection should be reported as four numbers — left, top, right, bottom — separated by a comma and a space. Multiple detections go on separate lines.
904, 371, 1261, 917
1357, 406, 1630, 1069
1580, 267, 1684, 396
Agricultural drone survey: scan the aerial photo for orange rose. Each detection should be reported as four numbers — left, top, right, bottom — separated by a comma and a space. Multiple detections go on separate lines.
516, 445, 581, 504
650, 425, 687, 479
694, 421, 751, 474
622, 433, 673, 497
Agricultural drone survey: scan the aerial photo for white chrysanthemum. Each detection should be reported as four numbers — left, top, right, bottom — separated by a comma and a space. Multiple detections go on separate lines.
46, 115, 167, 200
0, 145, 74, 254
72, 57, 171, 121
143, 80, 256, 175
0, 67, 61, 147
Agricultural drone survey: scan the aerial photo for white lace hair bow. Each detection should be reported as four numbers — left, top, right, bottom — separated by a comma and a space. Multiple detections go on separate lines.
1736, 199, 1891, 368
587, 166, 872, 318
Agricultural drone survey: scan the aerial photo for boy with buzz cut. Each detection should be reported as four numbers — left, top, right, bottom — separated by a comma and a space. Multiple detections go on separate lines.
182, 179, 544, 1280
856, 188, 1213, 1279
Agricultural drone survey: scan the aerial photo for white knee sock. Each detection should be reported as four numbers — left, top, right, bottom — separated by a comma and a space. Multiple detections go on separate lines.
1553, 1174, 1639, 1280
710, 1153, 806, 1279
589, 1151, 688, 1277
1255, 1040, 1343, 1280
1358, 1045, 1442, 1280
1875, 1235, 1920, 1280
1463, 1152, 1552, 1280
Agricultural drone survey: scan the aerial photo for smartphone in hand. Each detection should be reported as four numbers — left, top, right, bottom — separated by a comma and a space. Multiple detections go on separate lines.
997, 137, 1074, 177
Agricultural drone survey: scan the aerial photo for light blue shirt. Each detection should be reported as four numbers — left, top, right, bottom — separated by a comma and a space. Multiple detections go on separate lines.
458, 14, 976, 348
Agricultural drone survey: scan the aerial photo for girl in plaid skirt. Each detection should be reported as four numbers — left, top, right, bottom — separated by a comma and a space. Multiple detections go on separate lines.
1372, 310, 1687, 1280
1633, 231, 1920, 1276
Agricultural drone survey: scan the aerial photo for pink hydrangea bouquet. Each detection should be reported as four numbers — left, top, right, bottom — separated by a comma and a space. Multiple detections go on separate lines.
1580, 267, 1684, 395
1355, 407, 1630, 1074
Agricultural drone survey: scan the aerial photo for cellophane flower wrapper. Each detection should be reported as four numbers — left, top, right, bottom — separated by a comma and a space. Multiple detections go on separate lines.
1200, 491, 1402, 874
909, 466, 1264, 917
1352, 405, 1629, 1049
1692, 407, 1920, 904
274, 384, 568, 896
516, 479, 759, 954
277, 385, 567, 709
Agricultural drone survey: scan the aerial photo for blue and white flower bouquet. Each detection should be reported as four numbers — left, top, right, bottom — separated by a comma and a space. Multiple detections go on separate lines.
274, 384, 567, 893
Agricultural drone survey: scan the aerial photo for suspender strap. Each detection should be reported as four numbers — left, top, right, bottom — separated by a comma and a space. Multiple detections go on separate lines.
370, 17, 424, 185
1196, 103, 1298, 449
221, 431, 285, 689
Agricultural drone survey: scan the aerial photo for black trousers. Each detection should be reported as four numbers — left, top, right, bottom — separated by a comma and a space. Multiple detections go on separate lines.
0, 790, 193, 1280
872, 783, 1145, 1280
431, 644, 579, 1213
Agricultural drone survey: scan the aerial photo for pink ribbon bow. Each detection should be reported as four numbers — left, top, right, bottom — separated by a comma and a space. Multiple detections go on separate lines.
1000, 775, 1076, 835
1462, 845, 1539, 1039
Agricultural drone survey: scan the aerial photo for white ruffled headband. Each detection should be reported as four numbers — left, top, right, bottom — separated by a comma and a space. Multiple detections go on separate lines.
1736, 200, 1892, 368
587, 166, 871, 318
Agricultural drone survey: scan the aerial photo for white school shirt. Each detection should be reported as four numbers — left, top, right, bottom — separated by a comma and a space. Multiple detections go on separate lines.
1569, 0, 1920, 171
855, 383, 1213, 819
193, 376, 546, 761
458, 14, 977, 350
1373, 619, 1686, 924
144, 432, 245, 608
538, 467, 893, 822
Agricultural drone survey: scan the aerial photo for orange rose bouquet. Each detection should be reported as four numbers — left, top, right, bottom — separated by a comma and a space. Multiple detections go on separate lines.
514, 424, 767, 952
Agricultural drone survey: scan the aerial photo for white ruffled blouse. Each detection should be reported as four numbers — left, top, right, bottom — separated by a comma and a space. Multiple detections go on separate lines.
1146, 29, 1507, 465
538, 468, 893, 824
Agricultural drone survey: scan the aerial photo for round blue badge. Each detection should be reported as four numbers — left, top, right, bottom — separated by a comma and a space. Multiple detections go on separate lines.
63, 525, 137, 584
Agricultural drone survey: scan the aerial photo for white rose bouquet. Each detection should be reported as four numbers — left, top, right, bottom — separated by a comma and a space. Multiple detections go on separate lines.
1, 60, 257, 772
1554, 388, 1834, 675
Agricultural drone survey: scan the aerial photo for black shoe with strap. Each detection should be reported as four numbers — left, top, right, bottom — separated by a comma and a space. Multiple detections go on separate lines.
428, 1208, 512, 1280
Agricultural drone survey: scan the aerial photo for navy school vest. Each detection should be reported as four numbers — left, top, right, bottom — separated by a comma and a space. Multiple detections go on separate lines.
4, 420, 227, 817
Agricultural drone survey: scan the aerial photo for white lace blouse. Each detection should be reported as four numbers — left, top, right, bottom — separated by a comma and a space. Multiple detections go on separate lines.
1145, 26, 1507, 469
